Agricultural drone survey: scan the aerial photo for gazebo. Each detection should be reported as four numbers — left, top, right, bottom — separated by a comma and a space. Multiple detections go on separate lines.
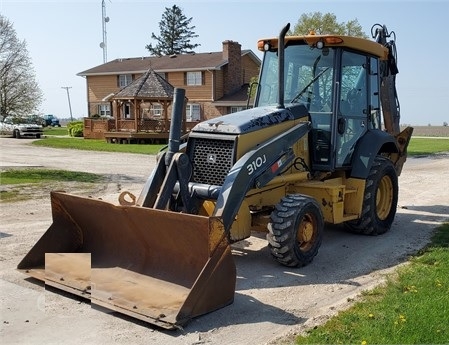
85, 68, 189, 143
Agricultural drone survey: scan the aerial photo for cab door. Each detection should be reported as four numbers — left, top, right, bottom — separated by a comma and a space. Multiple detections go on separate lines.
336, 51, 370, 167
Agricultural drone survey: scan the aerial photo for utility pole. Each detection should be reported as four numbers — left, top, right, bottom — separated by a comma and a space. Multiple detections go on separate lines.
61, 86, 73, 122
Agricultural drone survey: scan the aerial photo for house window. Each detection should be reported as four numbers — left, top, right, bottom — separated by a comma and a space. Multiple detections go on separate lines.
186, 71, 202, 86
118, 74, 133, 88
150, 103, 163, 118
98, 104, 111, 116
186, 103, 201, 121
231, 106, 245, 113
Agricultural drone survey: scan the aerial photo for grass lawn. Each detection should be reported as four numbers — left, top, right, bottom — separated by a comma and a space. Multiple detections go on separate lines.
0, 169, 105, 202
43, 126, 69, 136
32, 134, 448, 157
32, 136, 165, 154
407, 137, 449, 156
295, 223, 449, 344
0, 168, 103, 184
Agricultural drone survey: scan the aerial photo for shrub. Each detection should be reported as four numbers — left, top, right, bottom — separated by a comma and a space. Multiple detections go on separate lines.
67, 121, 84, 137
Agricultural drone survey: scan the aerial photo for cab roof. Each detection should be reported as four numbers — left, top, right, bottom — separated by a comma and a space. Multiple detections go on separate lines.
258, 34, 388, 60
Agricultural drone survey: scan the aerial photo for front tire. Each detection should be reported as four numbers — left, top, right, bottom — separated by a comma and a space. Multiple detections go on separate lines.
345, 156, 398, 235
267, 194, 324, 267
13, 129, 20, 139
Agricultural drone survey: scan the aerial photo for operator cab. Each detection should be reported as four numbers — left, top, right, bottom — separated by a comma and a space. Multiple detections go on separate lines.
256, 39, 382, 172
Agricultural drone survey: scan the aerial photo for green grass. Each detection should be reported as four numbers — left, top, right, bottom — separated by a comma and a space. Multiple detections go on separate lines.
32, 136, 165, 154
0, 168, 104, 184
0, 189, 26, 202
295, 223, 449, 345
407, 137, 449, 156
0, 169, 106, 202
0, 169, 105, 202
30, 133, 448, 156
43, 126, 69, 136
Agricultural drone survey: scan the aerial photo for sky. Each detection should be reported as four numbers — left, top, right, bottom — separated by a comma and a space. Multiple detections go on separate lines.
1, 0, 448, 125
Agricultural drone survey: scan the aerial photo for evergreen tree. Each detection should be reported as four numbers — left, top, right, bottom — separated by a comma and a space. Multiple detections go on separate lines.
145, 5, 200, 56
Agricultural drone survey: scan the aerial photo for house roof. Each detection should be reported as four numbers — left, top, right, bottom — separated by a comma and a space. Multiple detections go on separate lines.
214, 84, 255, 106
113, 68, 174, 100
77, 50, 260, 76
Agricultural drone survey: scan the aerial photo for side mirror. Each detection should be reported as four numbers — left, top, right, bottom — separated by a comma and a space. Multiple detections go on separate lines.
338, 117, 346, 135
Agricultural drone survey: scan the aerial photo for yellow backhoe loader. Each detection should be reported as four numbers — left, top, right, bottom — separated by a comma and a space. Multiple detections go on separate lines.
18, 23, 413, 329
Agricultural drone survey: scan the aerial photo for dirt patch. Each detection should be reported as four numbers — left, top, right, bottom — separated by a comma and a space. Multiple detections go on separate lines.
0, 181, 105, 203
1, 138, 448, 345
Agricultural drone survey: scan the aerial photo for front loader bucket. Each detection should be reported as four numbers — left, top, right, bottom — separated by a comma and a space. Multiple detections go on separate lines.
17, 191, 236, 329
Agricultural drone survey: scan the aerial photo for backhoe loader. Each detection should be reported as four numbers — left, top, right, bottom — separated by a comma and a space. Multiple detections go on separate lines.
18, 23, 413, 329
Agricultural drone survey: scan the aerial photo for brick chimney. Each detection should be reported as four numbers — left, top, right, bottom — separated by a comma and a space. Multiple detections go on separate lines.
222, 40, 242, 95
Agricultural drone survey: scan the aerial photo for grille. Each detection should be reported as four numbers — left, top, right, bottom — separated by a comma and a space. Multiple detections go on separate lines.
190, 137, 235, 186
23, 127, 40, 132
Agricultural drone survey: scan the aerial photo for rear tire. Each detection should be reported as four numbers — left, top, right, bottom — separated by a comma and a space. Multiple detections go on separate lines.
345, 156, 398, 235
267, 194, 324, 267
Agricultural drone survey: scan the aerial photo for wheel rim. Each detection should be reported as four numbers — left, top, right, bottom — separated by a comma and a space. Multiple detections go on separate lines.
376, 175, 393, 220
297, 213, 317, 251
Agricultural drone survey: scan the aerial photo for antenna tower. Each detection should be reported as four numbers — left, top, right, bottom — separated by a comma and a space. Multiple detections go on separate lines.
100, 0, 110, 63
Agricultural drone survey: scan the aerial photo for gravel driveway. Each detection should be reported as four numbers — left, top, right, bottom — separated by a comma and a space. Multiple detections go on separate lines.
1, 138, 448, 345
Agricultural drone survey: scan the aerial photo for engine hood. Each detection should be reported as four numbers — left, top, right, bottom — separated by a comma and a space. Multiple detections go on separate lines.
191, 104, 308, 135
17, 123, 42, 129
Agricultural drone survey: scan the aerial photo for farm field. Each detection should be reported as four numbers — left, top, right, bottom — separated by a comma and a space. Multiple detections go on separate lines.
402, 125, 449, 137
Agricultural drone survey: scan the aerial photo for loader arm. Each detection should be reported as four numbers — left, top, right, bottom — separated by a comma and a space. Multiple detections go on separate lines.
373, 24, 413, 175
137, 88, 186, 208
213, 121, 311, 232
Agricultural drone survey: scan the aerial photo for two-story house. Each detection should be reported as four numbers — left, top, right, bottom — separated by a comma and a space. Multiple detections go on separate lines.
77, 40, 260, 142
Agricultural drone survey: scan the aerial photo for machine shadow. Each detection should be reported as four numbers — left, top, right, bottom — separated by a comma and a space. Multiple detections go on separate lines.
399, 204, 449, 216
231, 204, 445, 292
90, 292, 305, 335
179, 292, 306, 333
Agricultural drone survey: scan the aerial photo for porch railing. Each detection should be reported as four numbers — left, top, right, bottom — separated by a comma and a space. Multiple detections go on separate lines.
84, 117, 198, 139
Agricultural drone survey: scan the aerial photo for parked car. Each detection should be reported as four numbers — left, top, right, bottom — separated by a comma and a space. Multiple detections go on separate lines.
27, 115, 46, 126
42, 114, 61, 127
0, 116, 44, 139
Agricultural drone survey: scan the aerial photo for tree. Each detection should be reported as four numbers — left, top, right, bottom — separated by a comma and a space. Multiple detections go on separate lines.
291, 12, 368, 38
247, 13, 367, 103
145, 5, 200, 56
0, 15, 43, 119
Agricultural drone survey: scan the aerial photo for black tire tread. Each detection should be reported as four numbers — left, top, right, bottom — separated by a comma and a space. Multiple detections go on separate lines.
267, 194, 323, 267
345, 156, 398, 235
